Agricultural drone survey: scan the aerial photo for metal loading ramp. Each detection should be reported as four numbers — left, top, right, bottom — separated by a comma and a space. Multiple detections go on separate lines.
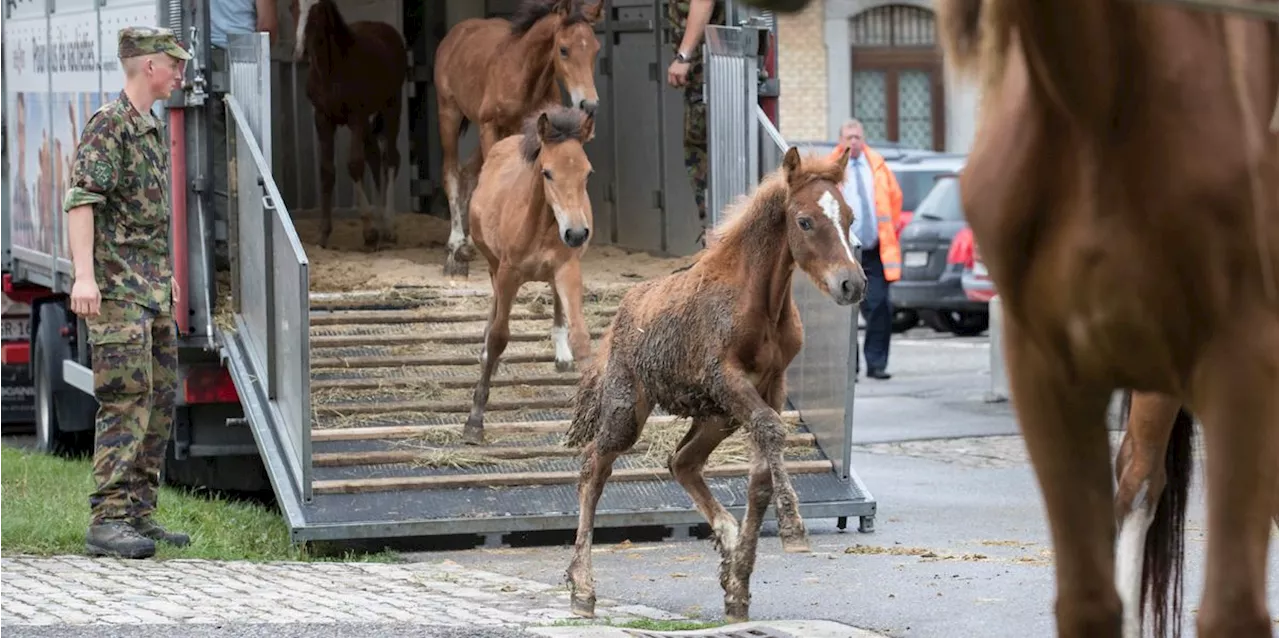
290, 285, 873, 543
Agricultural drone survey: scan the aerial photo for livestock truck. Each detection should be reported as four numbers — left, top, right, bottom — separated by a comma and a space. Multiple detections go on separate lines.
2, 0, 876, 545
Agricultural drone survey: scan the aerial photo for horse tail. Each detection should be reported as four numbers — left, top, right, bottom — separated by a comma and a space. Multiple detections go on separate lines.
370, 112, 385, 137
458, 117, 470, 137
564, 354, 606, 448
1142, 405, 1195, 638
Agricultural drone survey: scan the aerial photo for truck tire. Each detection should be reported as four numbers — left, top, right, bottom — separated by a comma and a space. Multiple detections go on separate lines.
33, 303, 96, 457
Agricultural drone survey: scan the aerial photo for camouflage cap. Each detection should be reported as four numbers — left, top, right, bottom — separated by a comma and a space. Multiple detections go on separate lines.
117, 26, 193, 61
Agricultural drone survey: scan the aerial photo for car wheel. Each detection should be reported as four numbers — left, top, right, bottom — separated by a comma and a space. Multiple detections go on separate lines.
934, 311, 989, 337
891, 309, 919, 333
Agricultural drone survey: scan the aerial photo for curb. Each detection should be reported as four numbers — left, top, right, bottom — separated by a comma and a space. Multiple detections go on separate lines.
527, 619, 891, 638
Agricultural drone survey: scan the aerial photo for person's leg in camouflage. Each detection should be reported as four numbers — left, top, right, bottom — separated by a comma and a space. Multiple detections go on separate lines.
210, 47, 231, 272
683, 68, 710, 246
84, 299, 160, 559
129, 303, 188, 547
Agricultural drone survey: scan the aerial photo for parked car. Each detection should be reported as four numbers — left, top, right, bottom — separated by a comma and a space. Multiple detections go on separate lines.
961, 240, 996, 303
890, 170, 990, 337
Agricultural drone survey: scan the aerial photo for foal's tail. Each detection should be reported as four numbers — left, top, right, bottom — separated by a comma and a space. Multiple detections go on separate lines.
563, 356, 605, 448
1142, 398, 1196, 638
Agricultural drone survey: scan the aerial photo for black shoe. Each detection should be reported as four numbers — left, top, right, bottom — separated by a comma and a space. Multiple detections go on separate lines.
867, 369, 892, 380
132, 518, 191, 547
86, 520, 156, 559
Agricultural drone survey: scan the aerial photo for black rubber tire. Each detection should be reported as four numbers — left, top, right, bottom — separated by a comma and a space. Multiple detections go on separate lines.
891, 308, 919, 333
935, 310, 990, 337
33, 304, 95, 457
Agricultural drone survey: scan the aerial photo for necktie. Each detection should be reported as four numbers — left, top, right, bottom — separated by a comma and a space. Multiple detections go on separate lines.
853, 158, 876, 249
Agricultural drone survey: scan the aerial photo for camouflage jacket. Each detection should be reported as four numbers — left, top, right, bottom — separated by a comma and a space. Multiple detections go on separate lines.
666, 0, 727, 62
63, 91, 173, 312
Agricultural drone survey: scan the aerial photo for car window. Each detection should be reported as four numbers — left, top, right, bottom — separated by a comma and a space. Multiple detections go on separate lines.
895, 170, 946, 212
914, 175, 965, 221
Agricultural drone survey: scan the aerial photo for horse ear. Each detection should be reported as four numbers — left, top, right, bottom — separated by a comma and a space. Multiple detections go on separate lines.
554, 0, 573, 15
836, 144, 851, 169
537, 112, 552, 142
583, 0, 604, 23
782, 146, 802, 183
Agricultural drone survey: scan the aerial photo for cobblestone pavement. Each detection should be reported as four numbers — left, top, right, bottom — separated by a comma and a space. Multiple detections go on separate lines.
0, 556, 686, 628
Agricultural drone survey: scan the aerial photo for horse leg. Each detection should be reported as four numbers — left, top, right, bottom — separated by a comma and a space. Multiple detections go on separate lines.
666, 417, 742, 615
438, 100, 469, 276
1003, 318, 1120, 637
463, 266, 520, 445
1188, 326, 1277, 638
566, 362, 650, 618
315, 116, 337, 248
378, 99, 403, 247
1113, 390, 1192, 638
551, 260, 592, 372
345, 119, 378, 251
360, 127, 385, 249
721, 373, 790, 623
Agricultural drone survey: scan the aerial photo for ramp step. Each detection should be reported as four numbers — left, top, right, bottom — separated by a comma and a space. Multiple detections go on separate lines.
307, 285, 633, 311
312, 351, 556, 369
311, 459, 833, 494
312, 433, 817, 467
315, 395, 572, 417
310, 307, 618, 326
311, 373, 579, 391
310, 328, 608, 348
311, 410, 804, 441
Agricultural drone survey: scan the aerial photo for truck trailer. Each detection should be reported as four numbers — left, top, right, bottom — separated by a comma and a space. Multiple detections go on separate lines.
2, 0, 877, 546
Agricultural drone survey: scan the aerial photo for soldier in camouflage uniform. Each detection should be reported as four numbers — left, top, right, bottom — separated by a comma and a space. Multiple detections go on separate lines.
64, 26, 194, 560
666, 0, 725, 247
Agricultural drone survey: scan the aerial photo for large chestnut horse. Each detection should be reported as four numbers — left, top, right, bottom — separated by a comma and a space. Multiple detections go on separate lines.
937, 0, 1277, 636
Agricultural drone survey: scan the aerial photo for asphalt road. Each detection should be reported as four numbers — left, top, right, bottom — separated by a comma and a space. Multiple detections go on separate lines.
408, 326, 1280, 638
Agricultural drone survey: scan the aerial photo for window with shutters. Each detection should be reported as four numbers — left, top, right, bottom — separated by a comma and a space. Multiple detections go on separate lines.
848, 4, 945, 151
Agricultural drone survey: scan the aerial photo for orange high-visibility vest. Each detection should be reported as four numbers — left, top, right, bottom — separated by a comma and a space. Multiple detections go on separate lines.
826, 144, 903, 282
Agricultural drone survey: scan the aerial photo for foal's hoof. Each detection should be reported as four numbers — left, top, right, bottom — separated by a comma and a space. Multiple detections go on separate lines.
443, 253, 469, 278
723, 601, 749, 624
570, 593, 596, 618
781, 533, 811, 554
461, 421, 485, 446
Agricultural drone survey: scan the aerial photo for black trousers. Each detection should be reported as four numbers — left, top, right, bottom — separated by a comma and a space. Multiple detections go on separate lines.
856, 246, 892, 374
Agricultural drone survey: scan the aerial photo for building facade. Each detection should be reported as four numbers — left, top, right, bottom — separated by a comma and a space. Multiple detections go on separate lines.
774, 0, 980, 153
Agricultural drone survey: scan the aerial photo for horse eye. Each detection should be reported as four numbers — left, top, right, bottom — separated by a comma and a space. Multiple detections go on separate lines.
559, 46, 569, 57
543, 169, 553, 180
798, 217, 813, 231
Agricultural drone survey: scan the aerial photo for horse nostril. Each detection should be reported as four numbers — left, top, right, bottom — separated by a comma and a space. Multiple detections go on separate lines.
580, 101, 597, 116
564, 228, 589, 247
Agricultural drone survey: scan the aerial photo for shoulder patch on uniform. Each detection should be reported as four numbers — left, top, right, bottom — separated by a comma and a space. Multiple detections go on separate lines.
91, 160, 115, 186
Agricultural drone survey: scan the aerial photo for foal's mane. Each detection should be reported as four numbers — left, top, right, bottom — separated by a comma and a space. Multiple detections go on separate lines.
518, 108, 592, 164
706, 153, 843, 251
509, 0, 589, 36
304, 0, 355, 56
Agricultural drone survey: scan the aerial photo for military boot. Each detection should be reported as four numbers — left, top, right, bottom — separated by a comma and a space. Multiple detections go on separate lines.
132, 518, 191, 547
86, 520, 156, 559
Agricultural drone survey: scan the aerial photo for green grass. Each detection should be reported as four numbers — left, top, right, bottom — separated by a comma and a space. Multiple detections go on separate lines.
0, 444, 397, 562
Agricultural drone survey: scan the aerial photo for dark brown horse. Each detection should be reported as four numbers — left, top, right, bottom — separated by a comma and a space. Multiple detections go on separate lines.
291, 0, 407, 250
562, 147, 866, 624
434, 0, 603, 277
937, 0, 1277, 636
460, 106, 597, 446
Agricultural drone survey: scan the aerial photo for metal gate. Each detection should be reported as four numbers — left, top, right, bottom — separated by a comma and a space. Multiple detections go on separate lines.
222, 32, 314, 507
704, 23, 761, 228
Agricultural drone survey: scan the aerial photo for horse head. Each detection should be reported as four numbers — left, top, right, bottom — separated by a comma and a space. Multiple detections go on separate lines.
781, 146, 866, 306
520, 107, 596, 248
513, 0, 604, 116
290, 0, 341, 62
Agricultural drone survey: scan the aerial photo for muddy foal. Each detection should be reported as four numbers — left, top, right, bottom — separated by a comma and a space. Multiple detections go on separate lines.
562, 147, 866, 623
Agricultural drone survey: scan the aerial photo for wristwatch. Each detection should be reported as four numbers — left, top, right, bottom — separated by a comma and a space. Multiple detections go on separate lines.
675, 50, 693, 63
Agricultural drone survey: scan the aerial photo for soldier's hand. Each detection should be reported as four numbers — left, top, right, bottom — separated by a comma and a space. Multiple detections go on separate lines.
71, 278, 101, 318
668, 60, 691, 88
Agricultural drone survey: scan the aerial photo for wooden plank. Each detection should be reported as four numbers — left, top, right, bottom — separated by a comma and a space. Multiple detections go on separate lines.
310, 307, 617, 327
311, 373, 580, 391
311, 434, 818, 467
311, 459, 834, 494
316, 396, 570, 416
311, 328, 607, 349
311, 410, 804, 442
311, 352, 554, 369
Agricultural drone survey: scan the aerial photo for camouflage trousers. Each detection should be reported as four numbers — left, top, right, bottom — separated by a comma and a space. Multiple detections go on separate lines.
683, 66, 709, 246
85, 298, 179, 526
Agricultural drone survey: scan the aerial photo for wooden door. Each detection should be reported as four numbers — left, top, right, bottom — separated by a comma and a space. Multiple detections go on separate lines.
848, 5, 945, 151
